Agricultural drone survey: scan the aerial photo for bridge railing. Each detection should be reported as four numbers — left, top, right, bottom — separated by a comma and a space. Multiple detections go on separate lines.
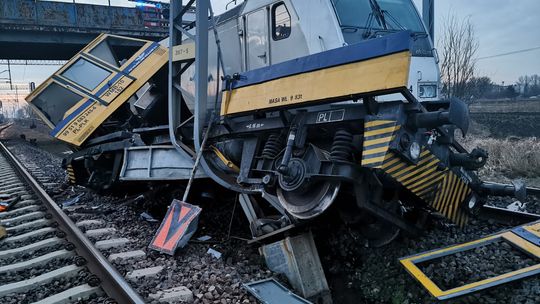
0, 0, 168, 35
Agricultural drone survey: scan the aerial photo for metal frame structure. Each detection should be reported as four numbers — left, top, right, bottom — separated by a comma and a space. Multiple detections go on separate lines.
400, 221, 540, 300
168, 0, 199, 160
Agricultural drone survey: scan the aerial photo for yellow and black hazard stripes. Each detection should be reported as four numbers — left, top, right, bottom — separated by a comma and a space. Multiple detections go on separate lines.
361, 120, 400, 167
378, 149, 471, 226
430, 172, 471, 226
66, 164, 76, 184
381, 150, 445, 203
360, 119, 472, 225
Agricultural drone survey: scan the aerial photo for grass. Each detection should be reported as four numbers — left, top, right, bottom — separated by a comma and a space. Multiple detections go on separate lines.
460, 136, 540, 180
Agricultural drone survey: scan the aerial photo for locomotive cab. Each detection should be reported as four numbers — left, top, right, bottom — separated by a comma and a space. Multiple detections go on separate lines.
26, 34, 176, 190
26, 34, 169, 147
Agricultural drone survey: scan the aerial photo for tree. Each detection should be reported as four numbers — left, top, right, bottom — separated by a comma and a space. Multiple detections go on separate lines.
466, 76, 493, 100
439, 14, 479, 100
517, 74, 540, 96
504, 86, 518, 99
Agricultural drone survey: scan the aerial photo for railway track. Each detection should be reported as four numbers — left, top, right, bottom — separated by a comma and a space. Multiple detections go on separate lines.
0, 141, 144, 304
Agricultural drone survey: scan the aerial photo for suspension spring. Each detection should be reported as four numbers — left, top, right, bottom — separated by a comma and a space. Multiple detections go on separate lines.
331, 129, 354, 161
261, 134, 283, 159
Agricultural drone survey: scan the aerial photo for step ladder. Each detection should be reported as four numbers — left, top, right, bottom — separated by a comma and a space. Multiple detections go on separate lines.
400, 221, 540, 300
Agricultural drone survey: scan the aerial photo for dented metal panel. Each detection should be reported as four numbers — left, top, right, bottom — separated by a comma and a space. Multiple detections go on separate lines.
244, 278, 313, 304
260, 232, 332, 303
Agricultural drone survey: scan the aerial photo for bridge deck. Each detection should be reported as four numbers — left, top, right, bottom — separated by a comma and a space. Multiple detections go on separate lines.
0, 0, 180, 60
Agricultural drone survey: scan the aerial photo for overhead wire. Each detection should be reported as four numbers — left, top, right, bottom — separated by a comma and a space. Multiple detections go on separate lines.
477, 46, 540, 60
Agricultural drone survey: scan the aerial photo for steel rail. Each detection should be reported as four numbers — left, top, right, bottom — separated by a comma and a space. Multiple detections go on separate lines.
480, 205, 540, 226
527, 186, 540, 197
0, 141, 144, 304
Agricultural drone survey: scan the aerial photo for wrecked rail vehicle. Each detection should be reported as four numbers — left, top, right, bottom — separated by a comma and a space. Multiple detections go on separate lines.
25, 0, 531, 295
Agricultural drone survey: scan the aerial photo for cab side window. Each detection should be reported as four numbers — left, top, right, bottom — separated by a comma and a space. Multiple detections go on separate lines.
272, 3, 291, 41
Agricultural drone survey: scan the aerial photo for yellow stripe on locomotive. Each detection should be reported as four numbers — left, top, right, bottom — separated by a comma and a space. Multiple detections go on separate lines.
221, 51, 411, 116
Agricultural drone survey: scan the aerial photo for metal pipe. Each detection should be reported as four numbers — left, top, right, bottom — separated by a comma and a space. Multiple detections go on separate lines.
194, 0, 209, 142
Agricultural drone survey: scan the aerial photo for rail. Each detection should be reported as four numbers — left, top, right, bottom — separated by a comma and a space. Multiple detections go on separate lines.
0, 141, 145, 304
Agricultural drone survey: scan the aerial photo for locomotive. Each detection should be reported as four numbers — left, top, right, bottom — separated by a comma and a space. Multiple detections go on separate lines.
26, 0, 524, 245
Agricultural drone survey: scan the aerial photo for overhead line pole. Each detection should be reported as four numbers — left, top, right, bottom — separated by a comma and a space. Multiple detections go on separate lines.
7, 60, 12, 90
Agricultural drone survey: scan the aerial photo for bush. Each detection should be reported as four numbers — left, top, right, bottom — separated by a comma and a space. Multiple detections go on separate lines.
461, 137, 540, 178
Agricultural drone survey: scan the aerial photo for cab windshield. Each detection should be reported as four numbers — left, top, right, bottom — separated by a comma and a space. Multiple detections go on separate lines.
331, 0, 425, 37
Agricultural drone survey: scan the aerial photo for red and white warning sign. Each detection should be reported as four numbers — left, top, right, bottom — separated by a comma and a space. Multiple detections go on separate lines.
149, 199, 202, 255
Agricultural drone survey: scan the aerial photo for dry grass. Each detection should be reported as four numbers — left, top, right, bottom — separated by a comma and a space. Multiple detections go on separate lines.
460, 136, 540, 179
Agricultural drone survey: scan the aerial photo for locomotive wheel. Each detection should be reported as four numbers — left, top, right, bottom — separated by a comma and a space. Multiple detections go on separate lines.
277, 181, 340, 219
359, 199, 404, 247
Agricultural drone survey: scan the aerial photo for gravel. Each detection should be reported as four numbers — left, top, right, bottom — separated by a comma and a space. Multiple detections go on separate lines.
0, 243, 66, 267
0, 257, 78, 284
0, 270, 93, 304
3, 125, 540, 304
418, 240, 537, 291
0, 231, 57, 251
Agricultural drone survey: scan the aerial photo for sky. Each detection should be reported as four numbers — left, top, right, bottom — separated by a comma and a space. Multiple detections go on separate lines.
2, 0, 540, 87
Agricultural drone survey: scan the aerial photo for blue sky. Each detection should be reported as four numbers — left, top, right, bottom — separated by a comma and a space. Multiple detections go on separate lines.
3, 0, 540, 86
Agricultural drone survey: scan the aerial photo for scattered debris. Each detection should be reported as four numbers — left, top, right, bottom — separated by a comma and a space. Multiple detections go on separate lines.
506, 201, 527, 212
0, 225, 6, 240
206, 248, 222, 259
61, 194, 83, 208
244, 278, 312, 304
0, 195, 21, 212
149, 199, 202, 255
197, 235, 212, 242
140, 212, 159, 223
261, 231, 331, 303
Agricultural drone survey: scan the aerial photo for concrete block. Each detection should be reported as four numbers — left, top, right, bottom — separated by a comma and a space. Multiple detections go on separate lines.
0, 265, 82, 297
149, 286, 194, 303
85, 228, 116, 238
32, 284, 102, 304
0, 237, 63, 258
76, 219, 105, 228
94, 238, 130, 250
4, 227, 55, 243
126, 266, 164, 280
108, 250, 146, 262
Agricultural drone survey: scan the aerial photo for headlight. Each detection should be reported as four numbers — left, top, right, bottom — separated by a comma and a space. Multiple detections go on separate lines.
463, 193, 481, 215
468, 195, 478, 210
418, 84, 437, 98
409, 142, 421, 161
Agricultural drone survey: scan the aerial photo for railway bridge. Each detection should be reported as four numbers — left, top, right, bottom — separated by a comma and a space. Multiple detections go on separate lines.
0, 0, 175, 60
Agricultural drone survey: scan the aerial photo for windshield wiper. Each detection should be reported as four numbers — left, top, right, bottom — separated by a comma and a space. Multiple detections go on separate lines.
368, 0, 388, 30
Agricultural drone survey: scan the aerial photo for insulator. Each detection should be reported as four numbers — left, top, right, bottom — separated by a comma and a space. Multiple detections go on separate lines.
331, 129, 354, 161
261, 134, 283, 159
